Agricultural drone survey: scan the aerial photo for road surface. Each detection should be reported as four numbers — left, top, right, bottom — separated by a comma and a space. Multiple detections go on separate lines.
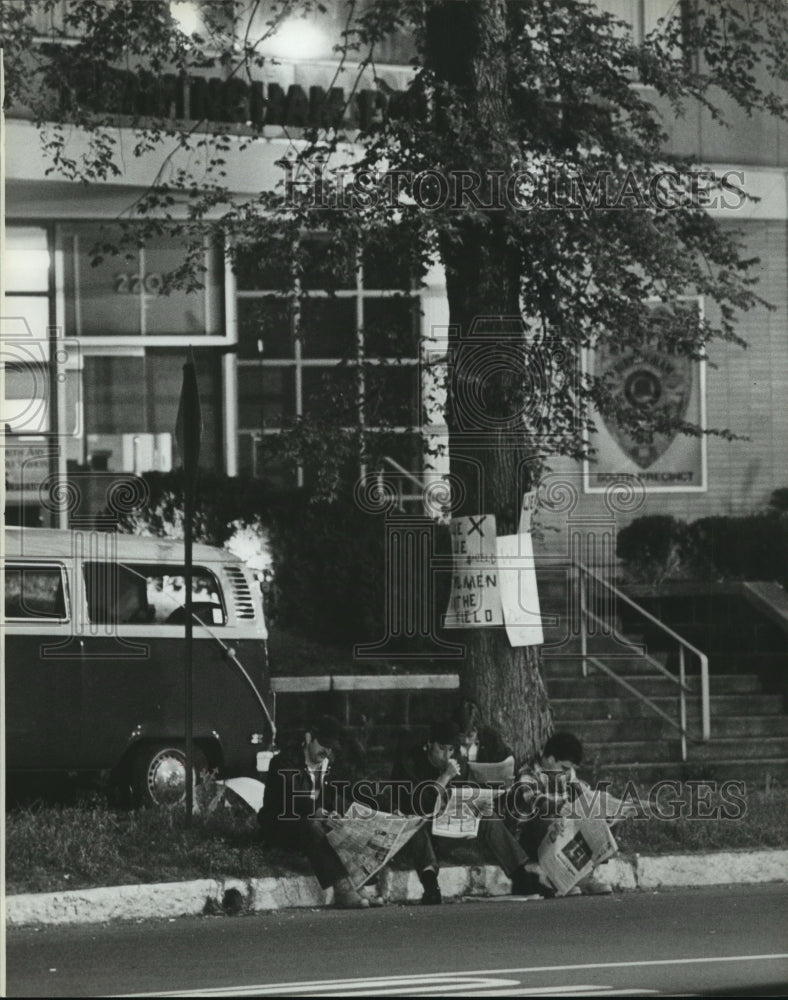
6, 884, 788, 997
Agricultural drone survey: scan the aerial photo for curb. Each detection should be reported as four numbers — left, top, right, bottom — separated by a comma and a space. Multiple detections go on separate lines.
6, 850, 788, 927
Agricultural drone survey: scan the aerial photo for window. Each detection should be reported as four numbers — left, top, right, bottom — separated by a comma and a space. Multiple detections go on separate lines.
61, 224, 223, 339
81, 348, 222, 473
3, 227, 52, 435
234, 228, 422, 485
5, 565, 67, 621
83, 562, 226, 626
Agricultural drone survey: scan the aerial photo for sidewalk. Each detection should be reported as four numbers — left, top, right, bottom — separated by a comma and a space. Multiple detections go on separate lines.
6, 850, 788, 926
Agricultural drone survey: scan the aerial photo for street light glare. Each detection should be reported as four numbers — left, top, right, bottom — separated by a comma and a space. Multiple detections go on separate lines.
170, 1, 203, 38
264, 19, 330, 61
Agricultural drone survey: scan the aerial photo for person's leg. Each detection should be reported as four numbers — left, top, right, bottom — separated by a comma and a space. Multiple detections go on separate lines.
476, 815, 529, 877
297, 819, 348, 889
477, 815, 555, 897
518, 816, 553, 862
408, 826, 442, 904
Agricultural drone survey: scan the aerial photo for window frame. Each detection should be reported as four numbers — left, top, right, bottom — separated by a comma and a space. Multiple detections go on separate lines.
4, 562, 70, 623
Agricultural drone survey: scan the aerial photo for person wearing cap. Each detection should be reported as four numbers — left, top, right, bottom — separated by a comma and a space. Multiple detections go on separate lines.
258, 715, 379, 909
389, 719, 545, 904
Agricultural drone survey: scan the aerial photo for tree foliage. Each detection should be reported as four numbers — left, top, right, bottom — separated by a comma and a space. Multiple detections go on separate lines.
3, 0, 787, 755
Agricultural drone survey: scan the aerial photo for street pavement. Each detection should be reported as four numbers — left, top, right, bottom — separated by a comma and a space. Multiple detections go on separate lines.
6, 884, 788, 997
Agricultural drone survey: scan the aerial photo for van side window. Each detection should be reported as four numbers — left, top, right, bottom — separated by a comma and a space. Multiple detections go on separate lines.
5, 565, 67, 621
83, 562, 226, 626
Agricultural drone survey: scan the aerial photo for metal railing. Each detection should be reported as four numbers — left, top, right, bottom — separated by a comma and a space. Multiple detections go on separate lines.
575, 561, 710, 762
375, 455, 428, 511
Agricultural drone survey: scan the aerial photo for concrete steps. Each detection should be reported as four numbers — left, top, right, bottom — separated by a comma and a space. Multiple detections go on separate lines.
539, 571, 788, 779
545, 674, 761, 699
569, 714, 788, 741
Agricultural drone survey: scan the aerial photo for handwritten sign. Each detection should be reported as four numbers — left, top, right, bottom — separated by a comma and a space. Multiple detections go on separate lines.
496, 532, 544, 647
443, 514, 504, 628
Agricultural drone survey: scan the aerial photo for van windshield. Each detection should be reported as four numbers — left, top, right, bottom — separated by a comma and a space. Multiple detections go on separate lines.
83, 562, 226, 626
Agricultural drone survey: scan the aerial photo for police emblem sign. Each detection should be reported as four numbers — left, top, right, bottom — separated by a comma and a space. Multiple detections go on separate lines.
584, 300, 707, 492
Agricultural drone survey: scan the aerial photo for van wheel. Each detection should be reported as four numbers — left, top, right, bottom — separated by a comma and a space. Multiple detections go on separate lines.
131, 744, 208, 808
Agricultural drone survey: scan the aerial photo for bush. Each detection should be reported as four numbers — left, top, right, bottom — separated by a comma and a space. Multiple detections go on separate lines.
617, 507, 788, 587
616, 515, 687, 584
113, 471, 449, 646
684, 513, 788, 586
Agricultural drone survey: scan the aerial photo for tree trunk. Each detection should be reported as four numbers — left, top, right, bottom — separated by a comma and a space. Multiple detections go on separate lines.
426, 0, 552, 761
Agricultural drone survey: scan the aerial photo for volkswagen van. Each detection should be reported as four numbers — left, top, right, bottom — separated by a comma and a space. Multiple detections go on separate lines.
4, 527, 274, 805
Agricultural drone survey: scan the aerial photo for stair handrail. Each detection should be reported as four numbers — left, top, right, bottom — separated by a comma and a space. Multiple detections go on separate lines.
376, 455, 427, 511
574, 561, 710, 759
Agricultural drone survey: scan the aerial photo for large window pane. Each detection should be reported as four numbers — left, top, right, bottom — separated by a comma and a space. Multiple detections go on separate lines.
144, 239, 222, 336
238, 365, 295, 428
65, 225, 221, 336
234, 241, 293, 291
84, 356, 147, 434
237, 435, 298, 489
4, 227, 50, 292
300, 299, 356, 358
363, 431, 423, 476
83, 350, 221, 470
2, 296, 50, 342
362, 231, 414, 291
363, 364, 420, 426
363, 297, 419, 358
300, 236, 355, 291
238, 297, 293, 359
302, 366, 358, 422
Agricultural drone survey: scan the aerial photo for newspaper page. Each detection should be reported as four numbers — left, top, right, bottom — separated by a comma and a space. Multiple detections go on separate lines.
325, 802, 426, 890
537, 816, 618, 896
432, 786, 502, 840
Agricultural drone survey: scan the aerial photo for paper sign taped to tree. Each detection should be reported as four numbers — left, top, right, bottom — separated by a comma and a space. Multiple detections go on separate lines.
537, 816, 618, 896
496, 532, 544, 647
518, 490, 538, 535
325, 803, 426, 891
443, 514, 504, 627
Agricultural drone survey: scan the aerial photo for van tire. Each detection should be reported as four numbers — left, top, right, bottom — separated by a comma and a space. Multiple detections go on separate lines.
131, 743, 208, 808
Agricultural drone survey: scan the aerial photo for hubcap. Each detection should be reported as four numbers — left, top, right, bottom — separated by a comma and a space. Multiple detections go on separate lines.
147, 751, 186, 805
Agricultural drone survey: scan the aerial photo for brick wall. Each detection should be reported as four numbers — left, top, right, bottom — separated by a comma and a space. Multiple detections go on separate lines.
537, 218, 788, 557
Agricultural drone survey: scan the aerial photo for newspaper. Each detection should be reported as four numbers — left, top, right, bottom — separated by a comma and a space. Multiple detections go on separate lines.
325, 802, 426, 890
537, 815, 618, 896
431, 785, 503, 840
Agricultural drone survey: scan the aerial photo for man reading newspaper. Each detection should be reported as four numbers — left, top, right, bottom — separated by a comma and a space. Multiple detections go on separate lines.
507, 731, 636, 896
390, 720, 546, 904
258, 716, 384, 909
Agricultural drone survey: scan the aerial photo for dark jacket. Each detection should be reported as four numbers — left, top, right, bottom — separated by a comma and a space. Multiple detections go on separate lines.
258, 745, 348, 845
389, 742, 454, 817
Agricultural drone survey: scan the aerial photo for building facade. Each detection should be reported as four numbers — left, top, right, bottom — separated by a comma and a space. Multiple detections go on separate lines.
3, 1, 787, 550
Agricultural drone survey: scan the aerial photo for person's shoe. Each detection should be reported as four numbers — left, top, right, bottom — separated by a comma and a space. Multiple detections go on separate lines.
577, 872, 613, 895
565, 886, 583, 896
419, 868, 442, 905
511, 865, 555, 899
359, 884, 386, 907
333, 876, 370, 909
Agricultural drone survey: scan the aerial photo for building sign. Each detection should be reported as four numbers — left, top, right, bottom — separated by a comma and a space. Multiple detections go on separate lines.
584, 303, 707, 493
60, 68, 410, 132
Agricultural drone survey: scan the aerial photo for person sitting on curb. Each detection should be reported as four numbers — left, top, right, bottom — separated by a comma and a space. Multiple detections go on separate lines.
452, 699, 516, 784
389, 719, 545, 904
257, 715, 382, 909
507, 731, 635, 896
